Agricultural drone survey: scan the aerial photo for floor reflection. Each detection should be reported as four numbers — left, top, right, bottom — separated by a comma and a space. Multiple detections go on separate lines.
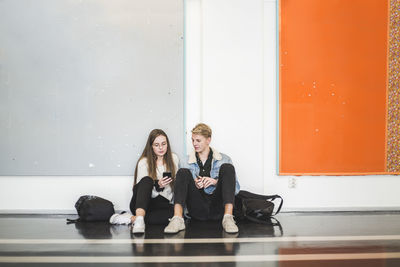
70, 221, 113, 239
3, 213, 400, 266
127, 217, 283, 259
70, 216, 284, 241
279, 246, 387, 267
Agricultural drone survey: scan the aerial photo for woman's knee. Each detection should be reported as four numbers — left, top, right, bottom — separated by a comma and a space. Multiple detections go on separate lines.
134, 176, 154, 192
137, 176, 153, 185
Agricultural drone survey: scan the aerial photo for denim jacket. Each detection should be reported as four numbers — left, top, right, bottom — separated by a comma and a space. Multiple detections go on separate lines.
182, 147, 240, 195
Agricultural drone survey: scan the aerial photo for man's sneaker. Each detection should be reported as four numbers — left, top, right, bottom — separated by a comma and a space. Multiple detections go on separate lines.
109, 212, 132, 225
164, 216, 185, 234
132, 216, 145, 234
222, 214, 239, 233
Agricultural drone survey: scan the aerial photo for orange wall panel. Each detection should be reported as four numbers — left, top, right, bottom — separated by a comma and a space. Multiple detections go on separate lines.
279, 0, 388, 174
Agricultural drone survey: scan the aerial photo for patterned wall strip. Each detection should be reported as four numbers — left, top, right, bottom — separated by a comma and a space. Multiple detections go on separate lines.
387, 0, 400, 172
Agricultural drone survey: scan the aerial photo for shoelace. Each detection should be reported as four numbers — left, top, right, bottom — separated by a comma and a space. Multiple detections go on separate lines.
168, 216, 181, 222
224, 215, 236, 223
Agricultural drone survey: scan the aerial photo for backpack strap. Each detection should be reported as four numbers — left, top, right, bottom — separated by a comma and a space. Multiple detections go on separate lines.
238, 191, 284, 216
66, 218, 80, 224
270, 217, 284, 236
264, 195, 283, 216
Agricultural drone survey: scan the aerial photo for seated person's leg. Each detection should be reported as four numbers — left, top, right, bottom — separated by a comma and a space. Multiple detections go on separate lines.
211, 163, 238, 233
173, 168, 194, 213
110, 176, 153, 226
130, 176, 154, 215
144, 196, 174, 225
174, 168, 209, 220
208, 163, 235, 220
165, 168, 209, 233
218, 163, 236, 207
130, 176, 154, 233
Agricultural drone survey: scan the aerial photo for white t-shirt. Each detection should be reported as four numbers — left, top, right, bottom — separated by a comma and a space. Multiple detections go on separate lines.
136, 153, 179, 202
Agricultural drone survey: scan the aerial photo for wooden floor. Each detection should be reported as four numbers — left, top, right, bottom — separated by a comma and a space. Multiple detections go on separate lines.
0, 212, 400, 266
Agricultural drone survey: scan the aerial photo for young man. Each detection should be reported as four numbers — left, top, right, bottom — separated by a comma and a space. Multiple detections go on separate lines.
164, 123, 240, 234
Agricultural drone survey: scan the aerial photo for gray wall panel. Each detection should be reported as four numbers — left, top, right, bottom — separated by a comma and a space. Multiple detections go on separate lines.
0, 0, 184, 175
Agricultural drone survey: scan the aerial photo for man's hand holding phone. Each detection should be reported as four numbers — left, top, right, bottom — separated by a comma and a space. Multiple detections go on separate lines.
196, 176, 217, 189
202, 177, 217, 188
195, 176, 204, 189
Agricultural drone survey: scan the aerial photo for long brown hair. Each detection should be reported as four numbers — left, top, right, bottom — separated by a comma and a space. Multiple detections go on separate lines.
134, 129, 176, 187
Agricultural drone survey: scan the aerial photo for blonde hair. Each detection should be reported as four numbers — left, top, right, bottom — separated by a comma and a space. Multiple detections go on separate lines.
191, 123, 212, 138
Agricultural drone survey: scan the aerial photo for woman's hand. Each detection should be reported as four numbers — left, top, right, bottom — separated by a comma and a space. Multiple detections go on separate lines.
158, 176, 172, 188
202, 177, 217, 188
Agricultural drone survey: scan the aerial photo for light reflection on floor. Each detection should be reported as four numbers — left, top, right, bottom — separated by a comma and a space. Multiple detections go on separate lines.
0, 212, 399, 266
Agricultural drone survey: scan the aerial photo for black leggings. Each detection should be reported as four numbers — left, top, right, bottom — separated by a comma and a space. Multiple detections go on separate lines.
174, 163, 236, 221
129, 176, 174, 225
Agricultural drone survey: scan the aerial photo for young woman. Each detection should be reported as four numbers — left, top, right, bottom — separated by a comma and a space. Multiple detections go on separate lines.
110, 129, 179, 234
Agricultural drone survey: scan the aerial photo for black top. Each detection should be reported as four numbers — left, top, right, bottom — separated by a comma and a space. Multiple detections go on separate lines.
196, 149, 213, 177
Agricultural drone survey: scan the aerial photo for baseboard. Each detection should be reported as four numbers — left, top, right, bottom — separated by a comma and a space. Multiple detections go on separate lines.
0, 208, 399, 215
0, 209, 128, 214
281, 207, 400, 213
0, 209, 77, 214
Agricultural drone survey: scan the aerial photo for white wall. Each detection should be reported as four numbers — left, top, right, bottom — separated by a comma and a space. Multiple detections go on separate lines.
1, 0, 399, 213
186, 0, 265, 194
185, 0, 400, 211
0, 176, 132, 213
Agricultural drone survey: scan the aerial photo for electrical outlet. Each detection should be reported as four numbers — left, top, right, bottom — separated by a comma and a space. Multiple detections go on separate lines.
288, 177, 297, 189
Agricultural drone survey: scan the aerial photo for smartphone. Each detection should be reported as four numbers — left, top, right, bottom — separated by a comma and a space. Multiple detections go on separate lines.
163, 172, 172, 178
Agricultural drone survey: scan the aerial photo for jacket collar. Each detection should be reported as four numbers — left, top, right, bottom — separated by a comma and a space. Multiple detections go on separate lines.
188, 147, 222, 164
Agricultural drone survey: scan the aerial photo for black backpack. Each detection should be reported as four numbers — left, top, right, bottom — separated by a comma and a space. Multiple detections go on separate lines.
234, 190, 283, 224
67, 195, 115, 223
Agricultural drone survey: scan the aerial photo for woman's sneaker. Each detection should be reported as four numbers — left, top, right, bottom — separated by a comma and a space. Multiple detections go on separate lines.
132, 216, 145, 234
164, 216, 185, 233
109, 212, 132, 225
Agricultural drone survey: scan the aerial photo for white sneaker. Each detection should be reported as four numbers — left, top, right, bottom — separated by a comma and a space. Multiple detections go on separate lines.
109, 212, 132, 225
164, 216, 185, 234
132, 216, 145, 234
222, 214, 239, 234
